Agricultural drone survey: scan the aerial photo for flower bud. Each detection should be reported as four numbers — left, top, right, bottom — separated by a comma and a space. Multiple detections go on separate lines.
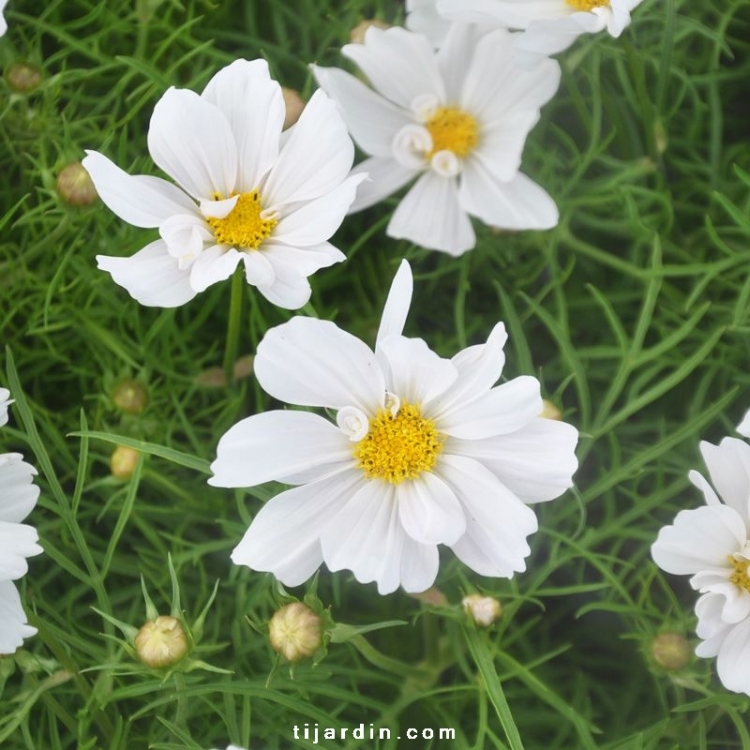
408, 586, 448, 607
462, 594, 502, 627
349, 19, 390, 44
282, 87, 305, 130
112, 379, 148, 414
5, 62, 43, 93
540, 399, 562, 421
57, 162, 98, 206
268, 602, 322, 662
650, 632, 691, 671
109, 446, 139, 479
135, 615, 189, 668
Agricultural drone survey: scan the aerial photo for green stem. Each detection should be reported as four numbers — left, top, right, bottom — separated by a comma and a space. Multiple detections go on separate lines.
348, 635, 430, 681
223, 268, 245, 386
464, 626, 524, 750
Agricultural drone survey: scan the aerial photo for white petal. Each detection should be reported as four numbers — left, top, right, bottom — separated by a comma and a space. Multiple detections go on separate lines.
0, 580, 36, 654
376, 260, 414, 347
439, 454, 538, 577
273, 173, 367, 247
188, 246, 241, 293
0, 453, 39, 523
0, 389, 11, 427
241, 249, 275, 288
160, 212, 212, 261
651, 505, 747, 575
209, 410, 354, 488
97, 239, 198, 308
460, 164, 559, 230
347, 156, 419, 214
439, 0, 569, 28
737, 408, 750, 439
438, 375, 542, 439
406, 0, 452, 46
201, 59, 284, 190
263, 89, 354, 208
461, 30, 561, 122
255, 317, 386, 412
397, 473, 465, 545
311, 64, 412, 158
377, 336, 458, 405
322, 480, 438, 594
716, 615, 750, 694
700, 438, 750, 520
437, 23, 489, 102
82, 151, 196, 228
342, 26, 445, 109
448, 417, 578, 503
148, 87, 237, 200
388, 171, 476, 255
0, 521, 42, 581
253, 242, 344, 310
687, 469, 720, 506
231, 469, 361, 587
425, 322, 508, 418
513, 17, 583, 58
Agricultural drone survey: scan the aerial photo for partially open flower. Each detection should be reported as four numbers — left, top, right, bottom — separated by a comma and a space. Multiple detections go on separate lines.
135, 615, 189, 668
650, 632, 691, 671
112, 379, 148, 414
110, 446, 140, 479
57, 162, 99, 206
268, 602, 322, 662
462, 594, 503, 627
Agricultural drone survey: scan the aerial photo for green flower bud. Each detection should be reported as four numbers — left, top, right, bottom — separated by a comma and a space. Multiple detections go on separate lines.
269, 602, 322, 662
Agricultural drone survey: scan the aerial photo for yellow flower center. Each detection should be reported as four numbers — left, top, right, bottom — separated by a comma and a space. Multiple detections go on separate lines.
206, 190, 277, 249
566, 0, 610, 10
353, 403, 444, 484
729, 556, 750, 595
425, 107, 479, 159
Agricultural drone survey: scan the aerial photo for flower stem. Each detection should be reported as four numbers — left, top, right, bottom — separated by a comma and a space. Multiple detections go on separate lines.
223, 267, 245, 386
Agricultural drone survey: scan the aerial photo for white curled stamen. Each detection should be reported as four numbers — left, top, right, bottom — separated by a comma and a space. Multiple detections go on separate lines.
337, 406, 370, 442
410, 93, 440, 123
430, 150, 461, 177
384, 391, 401, 416
392, 124, 432, 169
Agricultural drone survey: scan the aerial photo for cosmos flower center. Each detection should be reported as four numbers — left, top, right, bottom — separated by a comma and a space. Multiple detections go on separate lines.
729, 555, 750, 595
353, 402, 444, 484
206, 190, 278, 249
425, 107, 479, 159
566, 0, 610, 10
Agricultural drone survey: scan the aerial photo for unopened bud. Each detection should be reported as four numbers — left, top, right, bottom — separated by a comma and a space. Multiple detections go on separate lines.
5, 62, 43, 93
349, 19, 390, 44
282, 87, 305, 130
112, 379, 148, 414
268, 602, 322, 662
57, 162, 98, 206
135, 616, 189, 668
540, 399, 562, 421
651, 632, 691, 671
110, 446, 139, 479
462, 594, 502, 627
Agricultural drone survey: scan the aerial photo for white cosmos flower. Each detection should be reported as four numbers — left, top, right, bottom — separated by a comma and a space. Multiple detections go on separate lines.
436, 0, 644, 57
0, 387, 12, 426
0, 398, 42, 654
83, 59, 364, 311
210, 260, 578, 594
0, 1, 7, 37
651, 437, 750, 695
312, 24, 560, 256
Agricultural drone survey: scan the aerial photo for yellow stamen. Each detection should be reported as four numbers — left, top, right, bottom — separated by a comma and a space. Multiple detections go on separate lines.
729, 555, 750, 595
566, 0, 610, 10
425, 107, 479, 159
206, 190, 277, 249
353, 403, 444, 484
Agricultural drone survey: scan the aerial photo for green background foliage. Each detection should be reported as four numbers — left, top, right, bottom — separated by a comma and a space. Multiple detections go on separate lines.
1, 0, 749, 747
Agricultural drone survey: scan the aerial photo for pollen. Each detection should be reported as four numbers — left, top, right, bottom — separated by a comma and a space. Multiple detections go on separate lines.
729, 555, 750, 595
566, 0, 610, 10
425, 106, 479, 159
206, 190, 277, 249
353, 402, 444, 484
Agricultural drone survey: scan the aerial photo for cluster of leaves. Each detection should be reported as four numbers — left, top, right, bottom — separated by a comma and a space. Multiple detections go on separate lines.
1, 0, 749, 748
